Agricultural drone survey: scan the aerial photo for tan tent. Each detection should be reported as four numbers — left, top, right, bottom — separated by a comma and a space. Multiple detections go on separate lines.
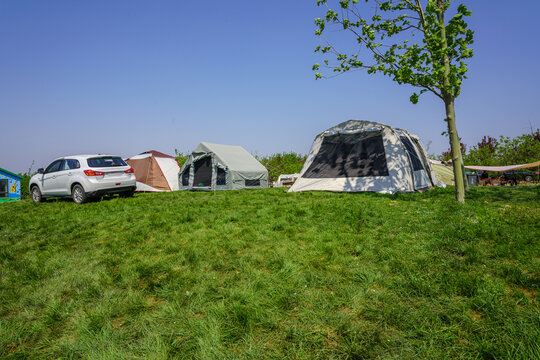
126, 151, 180, 191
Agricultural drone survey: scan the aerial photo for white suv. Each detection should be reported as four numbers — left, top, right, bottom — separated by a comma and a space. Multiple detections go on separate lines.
29, 155, 136, 204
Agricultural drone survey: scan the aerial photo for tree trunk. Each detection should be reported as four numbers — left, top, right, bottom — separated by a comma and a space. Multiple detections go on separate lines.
444, 96, 466, 203
459, 151, 470, 193
438, 0, 465, 203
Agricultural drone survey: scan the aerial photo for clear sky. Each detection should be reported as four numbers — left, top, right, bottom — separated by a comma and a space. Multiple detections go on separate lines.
1, 0, 539, 173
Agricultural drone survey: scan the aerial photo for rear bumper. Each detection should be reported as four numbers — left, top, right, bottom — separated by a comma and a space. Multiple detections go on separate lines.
86, 185, 136, 197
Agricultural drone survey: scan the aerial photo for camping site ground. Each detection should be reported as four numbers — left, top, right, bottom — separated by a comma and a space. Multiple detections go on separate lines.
0, 186, 538, 359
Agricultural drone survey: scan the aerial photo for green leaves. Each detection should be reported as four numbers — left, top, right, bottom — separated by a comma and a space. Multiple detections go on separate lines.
314, 17, 326, 35
325, 9, 338, 22
461, 131, 540, 166
313, 0, 474, 102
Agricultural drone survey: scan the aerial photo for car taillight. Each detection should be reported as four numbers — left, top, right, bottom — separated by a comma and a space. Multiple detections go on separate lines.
84, 170, 104, 176
124, 168, 134, 174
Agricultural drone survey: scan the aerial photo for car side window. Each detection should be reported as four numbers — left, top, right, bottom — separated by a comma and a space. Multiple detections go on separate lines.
60, 160, 69, 171
44, 160, 62, 174
64, 159, 80, 170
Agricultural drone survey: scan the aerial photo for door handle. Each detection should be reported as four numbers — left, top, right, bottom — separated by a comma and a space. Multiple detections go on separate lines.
68, 172, 72, 176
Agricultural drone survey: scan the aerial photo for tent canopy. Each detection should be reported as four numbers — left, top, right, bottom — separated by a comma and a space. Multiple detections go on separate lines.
289, 120, 440, 193
180, 142, 268, 190
126, 150, 180, 191
192, 142, 267, 174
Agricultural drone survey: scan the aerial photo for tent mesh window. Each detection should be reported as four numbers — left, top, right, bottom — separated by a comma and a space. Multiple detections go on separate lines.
245, 179, 260, 186
193, 157, 212, 187
0, 179, 8, 198
181, 165, 190, 186
412, 138, 430, 167
400, 136, 424, 171
303, 133, 389, 178
216, 168, 226, 186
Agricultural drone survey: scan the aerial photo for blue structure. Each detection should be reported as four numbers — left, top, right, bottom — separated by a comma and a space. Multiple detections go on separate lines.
0, 168, 23, 202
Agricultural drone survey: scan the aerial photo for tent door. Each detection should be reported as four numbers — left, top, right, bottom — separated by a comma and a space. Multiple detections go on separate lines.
412, 138, 436, 187
193, 156, 213, 187
411, 169, 431, 190
400, 135, 431, 190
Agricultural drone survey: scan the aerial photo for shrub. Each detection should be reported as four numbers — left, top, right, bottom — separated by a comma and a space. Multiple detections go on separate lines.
19, 175, 30, 199
256, 152, 306, 182
439, 130, 540, 166
174, 150, 189, 168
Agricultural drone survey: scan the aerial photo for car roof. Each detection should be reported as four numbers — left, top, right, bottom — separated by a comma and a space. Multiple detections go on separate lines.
48, 154, 122, 162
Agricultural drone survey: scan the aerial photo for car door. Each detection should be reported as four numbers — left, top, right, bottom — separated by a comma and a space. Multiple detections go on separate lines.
54, 160, 73, 196
41, 160, 63, 195
61, 159, 81, 194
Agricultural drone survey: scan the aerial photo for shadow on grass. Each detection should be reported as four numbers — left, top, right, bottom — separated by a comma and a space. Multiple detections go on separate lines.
464, 185, 540, 203
325, 185, 540, 203
41, 193, 132, 204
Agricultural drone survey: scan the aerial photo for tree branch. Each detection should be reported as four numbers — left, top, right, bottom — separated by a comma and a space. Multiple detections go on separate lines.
414, 0, 427, 29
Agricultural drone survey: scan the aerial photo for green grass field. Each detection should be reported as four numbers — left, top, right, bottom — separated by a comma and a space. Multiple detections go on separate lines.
1, 186, 538, 359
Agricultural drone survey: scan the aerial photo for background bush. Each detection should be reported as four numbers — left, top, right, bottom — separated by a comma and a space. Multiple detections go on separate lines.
438, 130, 540, 166
174, 150, 190, 168
16, 161, 36, 199
256, 152, 306, 182
19, 175, 30, 199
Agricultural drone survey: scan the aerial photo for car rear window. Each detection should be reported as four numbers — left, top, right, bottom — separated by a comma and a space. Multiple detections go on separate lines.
87, 157, 127, 168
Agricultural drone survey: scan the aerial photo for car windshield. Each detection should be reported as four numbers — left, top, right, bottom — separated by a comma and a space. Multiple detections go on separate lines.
87, 157, 127, 168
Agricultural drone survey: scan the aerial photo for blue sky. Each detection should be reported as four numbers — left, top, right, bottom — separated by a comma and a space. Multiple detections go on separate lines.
1, 0, 539, 173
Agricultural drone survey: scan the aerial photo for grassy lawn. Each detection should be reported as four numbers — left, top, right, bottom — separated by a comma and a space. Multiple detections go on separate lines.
0, 186, 538, 359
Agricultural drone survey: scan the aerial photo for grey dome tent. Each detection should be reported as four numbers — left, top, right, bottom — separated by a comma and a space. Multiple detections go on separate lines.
179, 142, 268, 190
288, 120, 439, 193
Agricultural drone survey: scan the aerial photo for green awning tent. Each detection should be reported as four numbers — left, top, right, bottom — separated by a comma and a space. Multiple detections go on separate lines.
179, 142, 268, 191
431, 163, 455, 185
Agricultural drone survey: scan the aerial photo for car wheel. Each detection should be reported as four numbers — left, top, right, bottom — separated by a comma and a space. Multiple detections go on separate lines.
525, 175, 533, 182
31, 186, 43, 203
72, 184, 87, 204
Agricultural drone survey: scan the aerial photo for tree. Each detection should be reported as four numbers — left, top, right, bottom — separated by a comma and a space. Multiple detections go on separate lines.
463, 136, 498, 166
496, 130, 540, 165
440, 141, 466, 162
313, 0, 474, 202
445, 131, 539, 166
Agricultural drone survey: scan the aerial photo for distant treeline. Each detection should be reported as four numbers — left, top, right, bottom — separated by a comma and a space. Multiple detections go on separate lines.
437, 130, 540, 166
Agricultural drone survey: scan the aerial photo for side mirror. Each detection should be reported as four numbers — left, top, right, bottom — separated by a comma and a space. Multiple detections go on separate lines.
38, 168, 44, 174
